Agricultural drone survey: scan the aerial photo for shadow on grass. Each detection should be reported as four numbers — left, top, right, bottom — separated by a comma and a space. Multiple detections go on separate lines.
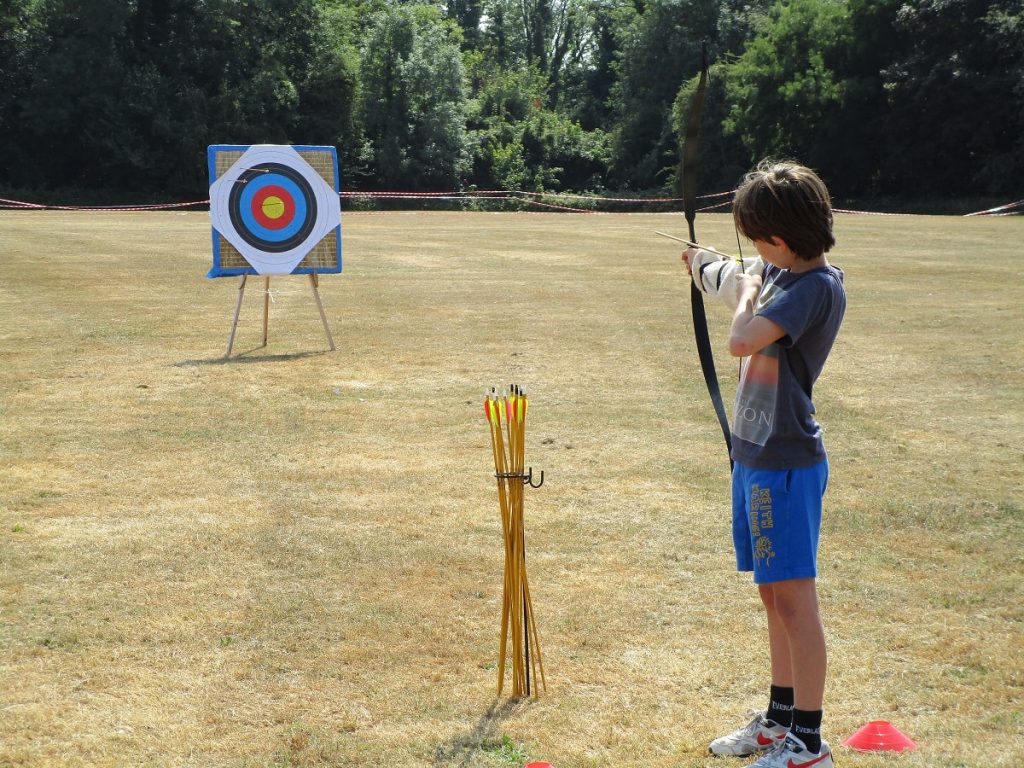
174, 347, 333, 366
433, 698, 530, 767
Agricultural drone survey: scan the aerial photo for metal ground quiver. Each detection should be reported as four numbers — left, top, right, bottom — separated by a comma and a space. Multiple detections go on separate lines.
483, 385, 546, 698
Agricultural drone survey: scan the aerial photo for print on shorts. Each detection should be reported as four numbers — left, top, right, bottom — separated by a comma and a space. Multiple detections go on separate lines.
750, 484, 775, 567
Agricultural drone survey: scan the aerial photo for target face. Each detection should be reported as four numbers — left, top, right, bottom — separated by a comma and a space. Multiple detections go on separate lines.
208, 145, 341, 275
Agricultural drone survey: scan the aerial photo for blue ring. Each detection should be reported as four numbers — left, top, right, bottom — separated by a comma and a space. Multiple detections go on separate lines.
237, 174, 309, 243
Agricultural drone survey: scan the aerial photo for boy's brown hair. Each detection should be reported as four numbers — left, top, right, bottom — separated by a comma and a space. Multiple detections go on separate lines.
732, 160, 835, 260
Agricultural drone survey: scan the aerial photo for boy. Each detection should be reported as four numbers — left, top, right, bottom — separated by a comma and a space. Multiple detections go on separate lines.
681, 160, 846, 768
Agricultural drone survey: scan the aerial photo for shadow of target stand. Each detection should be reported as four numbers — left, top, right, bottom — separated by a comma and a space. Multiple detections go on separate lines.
207, 144, 342, 357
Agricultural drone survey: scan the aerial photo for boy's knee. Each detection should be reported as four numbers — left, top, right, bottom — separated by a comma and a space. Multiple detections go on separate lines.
768, 580, 820, 625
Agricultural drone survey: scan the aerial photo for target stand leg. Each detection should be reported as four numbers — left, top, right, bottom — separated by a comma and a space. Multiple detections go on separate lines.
225, 274, 248, 358
262, 276, 271, 348
309, 273, 336, 351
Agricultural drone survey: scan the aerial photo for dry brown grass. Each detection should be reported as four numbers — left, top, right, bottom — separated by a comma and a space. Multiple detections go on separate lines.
1, 210, 1021, 768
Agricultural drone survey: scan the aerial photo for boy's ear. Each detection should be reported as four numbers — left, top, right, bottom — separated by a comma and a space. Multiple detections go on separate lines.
769, 236, 791, 252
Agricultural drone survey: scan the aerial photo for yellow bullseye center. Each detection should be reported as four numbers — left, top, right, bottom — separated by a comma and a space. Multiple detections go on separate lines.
262, 195, 285, 220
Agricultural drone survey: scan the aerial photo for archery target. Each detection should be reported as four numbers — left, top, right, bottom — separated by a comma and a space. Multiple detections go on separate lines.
209, 145, 341, 275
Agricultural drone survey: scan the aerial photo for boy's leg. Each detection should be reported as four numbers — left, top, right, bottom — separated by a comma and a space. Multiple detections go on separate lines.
759, 584, 795, 729
708, 468, 786, 757
741, 462, 831, 760
759, 583, 793, 691
745, 578, 833, 767
744, 461, 828, 710
770, 578, 826, 711
710, 466, 791, 757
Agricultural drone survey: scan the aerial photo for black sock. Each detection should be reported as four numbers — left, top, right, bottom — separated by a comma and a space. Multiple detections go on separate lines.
767, 685, 794, 727
791, 709, 823, 753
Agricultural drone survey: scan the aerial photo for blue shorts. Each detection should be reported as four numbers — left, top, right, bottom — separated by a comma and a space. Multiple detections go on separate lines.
731, 460, 829, 584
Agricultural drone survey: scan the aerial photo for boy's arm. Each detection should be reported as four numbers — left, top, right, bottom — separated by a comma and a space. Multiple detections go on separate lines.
728, 274, 786, 357
682, 248, 765, 311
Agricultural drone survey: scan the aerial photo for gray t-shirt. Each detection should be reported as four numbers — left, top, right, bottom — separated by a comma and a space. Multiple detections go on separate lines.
731, 263, 846, 469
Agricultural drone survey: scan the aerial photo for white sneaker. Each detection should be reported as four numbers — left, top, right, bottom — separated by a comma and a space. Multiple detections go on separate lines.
708, 710, 788, 756
748, 733, 834, 768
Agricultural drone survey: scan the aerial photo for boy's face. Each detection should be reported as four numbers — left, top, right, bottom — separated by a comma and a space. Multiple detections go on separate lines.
751, 237, 796, 269
752, 236, 828, 273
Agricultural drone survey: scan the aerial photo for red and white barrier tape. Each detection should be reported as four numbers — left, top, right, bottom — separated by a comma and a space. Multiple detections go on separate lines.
0, 189, 731, 210
339, 188, 731, 203
3, 190, 1015, 216
0, 197, 208, 211
964, 199, 1024, 217
833, 208, 910, 216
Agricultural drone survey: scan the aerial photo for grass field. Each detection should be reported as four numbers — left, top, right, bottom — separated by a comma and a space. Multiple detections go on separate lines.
1, 210, 1021, 768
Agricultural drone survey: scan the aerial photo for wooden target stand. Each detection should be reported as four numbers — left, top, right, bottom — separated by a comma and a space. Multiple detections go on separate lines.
224, 273, 336, 357
208, 144, 343, 358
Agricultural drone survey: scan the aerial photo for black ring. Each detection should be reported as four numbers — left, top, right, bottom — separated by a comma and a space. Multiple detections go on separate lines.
227, 162, 318, 253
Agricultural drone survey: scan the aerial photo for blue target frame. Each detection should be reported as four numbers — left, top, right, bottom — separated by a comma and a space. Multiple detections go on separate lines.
207, 144, 343, 278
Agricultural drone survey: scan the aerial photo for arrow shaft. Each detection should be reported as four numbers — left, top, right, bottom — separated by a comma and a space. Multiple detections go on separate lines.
655, 230, 740, 262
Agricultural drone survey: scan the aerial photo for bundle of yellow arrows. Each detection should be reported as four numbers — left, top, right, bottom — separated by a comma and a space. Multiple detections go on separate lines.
483, 385, 546, 698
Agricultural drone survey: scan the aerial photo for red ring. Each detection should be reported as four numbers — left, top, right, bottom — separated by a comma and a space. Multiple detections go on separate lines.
251, 185, 295, 230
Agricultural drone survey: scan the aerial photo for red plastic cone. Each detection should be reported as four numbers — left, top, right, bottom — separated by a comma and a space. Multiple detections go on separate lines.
843, 720, 917, 752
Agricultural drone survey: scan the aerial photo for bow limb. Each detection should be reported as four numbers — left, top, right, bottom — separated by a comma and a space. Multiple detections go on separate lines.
682, 46, 707, 243
681, 41, 733, 464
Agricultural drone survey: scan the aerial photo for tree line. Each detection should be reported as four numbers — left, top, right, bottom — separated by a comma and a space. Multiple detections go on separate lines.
1, 0, 1020, 209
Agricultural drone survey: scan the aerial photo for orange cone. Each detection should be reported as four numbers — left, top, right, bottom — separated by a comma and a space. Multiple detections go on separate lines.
843, 720, 917, 752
